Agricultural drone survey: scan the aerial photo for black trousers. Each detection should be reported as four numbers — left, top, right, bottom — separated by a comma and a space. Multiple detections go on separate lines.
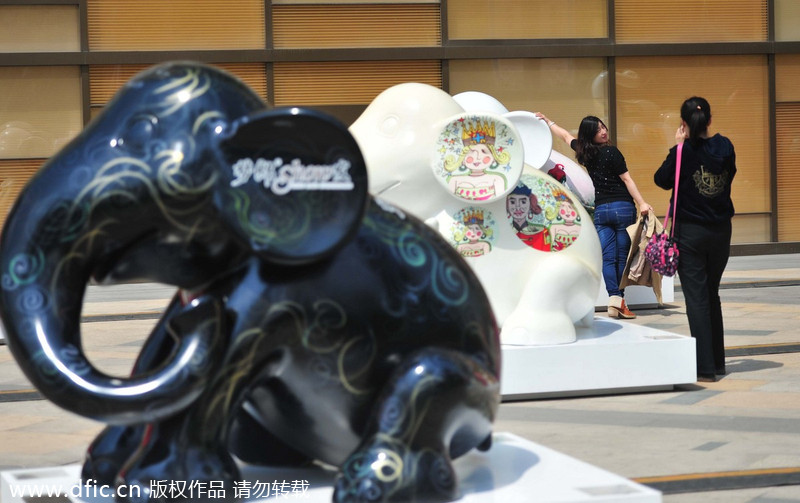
674, 220, 732, 377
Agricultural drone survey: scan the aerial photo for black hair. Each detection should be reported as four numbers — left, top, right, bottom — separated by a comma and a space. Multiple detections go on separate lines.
680, 96, 711, 146
574, 116, 607, 166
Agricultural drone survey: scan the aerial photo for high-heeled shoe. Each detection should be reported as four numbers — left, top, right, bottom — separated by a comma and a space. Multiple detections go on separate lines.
608, 295, 636, 319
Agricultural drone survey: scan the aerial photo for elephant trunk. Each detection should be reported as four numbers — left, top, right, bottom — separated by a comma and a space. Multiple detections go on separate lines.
0, 159, 223, 425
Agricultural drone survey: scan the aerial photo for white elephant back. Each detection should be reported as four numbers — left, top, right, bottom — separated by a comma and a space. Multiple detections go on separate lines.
354, 83, 602, 345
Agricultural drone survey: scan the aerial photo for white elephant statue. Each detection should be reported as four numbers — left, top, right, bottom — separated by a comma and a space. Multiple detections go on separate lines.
351, 83, 602, 345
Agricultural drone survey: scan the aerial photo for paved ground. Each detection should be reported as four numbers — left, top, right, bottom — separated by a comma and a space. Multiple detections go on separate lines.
0, 254, 798, 502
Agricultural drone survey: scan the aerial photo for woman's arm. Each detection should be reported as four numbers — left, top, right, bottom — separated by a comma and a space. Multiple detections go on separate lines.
619, 171, 653, 215
535, 112, 575, 147
654, 147, 677, 189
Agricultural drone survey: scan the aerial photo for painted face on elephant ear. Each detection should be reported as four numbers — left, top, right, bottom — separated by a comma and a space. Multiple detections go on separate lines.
217, 107, 369, 265
431, 112, 525, 204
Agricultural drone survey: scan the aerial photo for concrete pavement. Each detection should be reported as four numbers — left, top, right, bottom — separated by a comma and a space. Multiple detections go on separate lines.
1, 254, 799, 502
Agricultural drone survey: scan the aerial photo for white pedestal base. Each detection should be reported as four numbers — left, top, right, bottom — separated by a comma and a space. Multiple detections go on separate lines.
501, 318, 696, 400
596, 276, 675, 310
1, 433, 660, 503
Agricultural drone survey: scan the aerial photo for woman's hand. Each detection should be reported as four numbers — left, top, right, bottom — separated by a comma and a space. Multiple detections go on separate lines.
535, 112, 575, 146
675, 124, 688, 144
535, 112, 552, 125
640, 202, 654, 216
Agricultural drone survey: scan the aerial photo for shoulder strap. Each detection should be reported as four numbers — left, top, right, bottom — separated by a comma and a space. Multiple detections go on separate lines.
665, 142, 683, 237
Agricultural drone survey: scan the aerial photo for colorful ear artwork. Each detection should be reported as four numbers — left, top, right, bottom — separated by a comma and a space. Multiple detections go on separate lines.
217, 108, 369, 265
507, 169, 584, 253
432, 113, 524, 204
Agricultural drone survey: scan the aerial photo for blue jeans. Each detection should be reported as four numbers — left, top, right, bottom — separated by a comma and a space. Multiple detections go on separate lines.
593, 201, 637, 298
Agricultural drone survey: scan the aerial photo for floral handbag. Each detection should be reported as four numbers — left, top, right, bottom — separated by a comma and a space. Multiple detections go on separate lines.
645, 143, 683, 277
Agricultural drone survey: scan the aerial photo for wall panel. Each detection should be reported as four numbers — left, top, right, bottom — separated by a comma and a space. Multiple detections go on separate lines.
616, 0, 767, 43
87, 0, 265, 51
273, 60, 441, 105
273, 4, 440, 48
615, 55, 769, 242
0, 160, 44, 231
776, 55, 800, 103
0, 6, 80, 52
776, 103, 800, 242
89, 64, 268, 110
776, 0, 800, 41
447, 0, 606, 40
0, 67, 82, 159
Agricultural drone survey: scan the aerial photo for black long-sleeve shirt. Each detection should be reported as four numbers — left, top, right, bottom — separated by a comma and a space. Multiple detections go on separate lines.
654, 134, 736, 225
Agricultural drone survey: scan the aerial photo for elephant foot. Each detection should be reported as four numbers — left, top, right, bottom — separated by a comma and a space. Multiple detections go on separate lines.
117, 444, 238, 503
334, 437, 457, 503
82, 425, 146, 487
501, 310, 577, 345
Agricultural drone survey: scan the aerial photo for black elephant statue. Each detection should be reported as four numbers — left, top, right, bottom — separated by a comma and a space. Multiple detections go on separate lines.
0, 62, 500, 502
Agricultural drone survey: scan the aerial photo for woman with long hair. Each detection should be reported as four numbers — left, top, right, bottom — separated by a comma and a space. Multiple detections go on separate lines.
536, 112, 653, 319
654, 97, 736, 382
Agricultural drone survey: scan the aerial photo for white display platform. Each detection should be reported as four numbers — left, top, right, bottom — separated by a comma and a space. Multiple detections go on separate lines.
501, 317, 696, 400
1, 433, 661, 503
596, 276, 675, 311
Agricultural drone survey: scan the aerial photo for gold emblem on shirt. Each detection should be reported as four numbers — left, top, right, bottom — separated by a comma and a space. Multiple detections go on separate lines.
693, 165, 729, 198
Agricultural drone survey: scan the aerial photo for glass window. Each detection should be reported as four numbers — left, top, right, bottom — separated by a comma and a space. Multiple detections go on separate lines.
0, 6, 79, 52
273, 61, 441, 106
776, 54, 800, 103
616, 55, 769, 243
449, 58, 608, 160
87, 0, 265, 51
0, 67, 82, 159
0, 160, 45, 232
776, 103, 800, 242
273, 4, 440, 48
776, 0, 800, 41
88, 64, 268, 116
775, 55, 800, 241
615, 0, 767, 43
447, 0, 607, 40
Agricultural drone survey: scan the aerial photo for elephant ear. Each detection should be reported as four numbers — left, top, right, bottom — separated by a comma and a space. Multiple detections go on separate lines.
504, 110, 553, 170
430, 112, 524, 204
216, 108, 369, 265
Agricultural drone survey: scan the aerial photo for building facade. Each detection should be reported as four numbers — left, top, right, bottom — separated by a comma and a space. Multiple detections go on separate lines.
1, 0, 799, 253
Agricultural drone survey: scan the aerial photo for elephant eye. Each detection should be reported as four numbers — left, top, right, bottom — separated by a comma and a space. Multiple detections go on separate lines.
379, 115, 400, 138
117, 114, 158, 152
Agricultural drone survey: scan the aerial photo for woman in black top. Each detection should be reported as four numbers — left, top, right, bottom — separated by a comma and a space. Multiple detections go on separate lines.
654, 97, 736, 383
537, 113, 653, 319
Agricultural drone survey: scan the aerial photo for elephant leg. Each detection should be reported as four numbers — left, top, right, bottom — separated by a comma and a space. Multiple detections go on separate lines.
117, 323, 292, 501
104, 296, 229, 503
116, 414, 239, 503
334, 349, 499, 503
82, 294, 187, 486
502, 254, 597, 345
117, 379, 251, 502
